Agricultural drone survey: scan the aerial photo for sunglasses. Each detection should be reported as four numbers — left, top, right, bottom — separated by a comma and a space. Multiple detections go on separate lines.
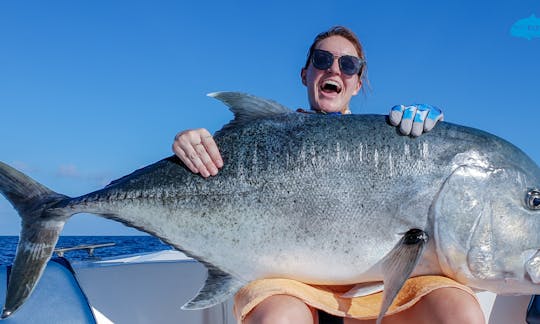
311, 49, 364, 76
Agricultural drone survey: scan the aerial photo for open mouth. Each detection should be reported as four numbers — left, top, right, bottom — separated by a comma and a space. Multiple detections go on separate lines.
320, 80, 342, 94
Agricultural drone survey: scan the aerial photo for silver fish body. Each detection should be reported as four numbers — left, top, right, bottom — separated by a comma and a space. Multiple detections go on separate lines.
2, 92, 540, 320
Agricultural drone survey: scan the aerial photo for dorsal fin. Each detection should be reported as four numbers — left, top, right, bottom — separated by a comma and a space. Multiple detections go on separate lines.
208, 92, 291, 133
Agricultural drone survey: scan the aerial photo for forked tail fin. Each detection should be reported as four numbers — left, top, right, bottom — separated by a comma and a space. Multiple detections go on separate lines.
0, 161, 71, 318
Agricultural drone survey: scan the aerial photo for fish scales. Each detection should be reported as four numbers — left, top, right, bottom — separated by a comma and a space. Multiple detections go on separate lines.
2, 92, 540, 320
49, 115, 510, 282
63, 115, 477, 281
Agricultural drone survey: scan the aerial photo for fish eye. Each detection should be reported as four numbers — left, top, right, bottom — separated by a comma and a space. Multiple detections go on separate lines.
526, 189, 540, 210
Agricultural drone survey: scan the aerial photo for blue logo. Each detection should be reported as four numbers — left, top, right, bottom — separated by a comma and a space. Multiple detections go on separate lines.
511, 14, 540, 40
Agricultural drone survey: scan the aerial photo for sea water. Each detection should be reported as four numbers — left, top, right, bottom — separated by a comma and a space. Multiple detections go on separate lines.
0, 236, 172, 266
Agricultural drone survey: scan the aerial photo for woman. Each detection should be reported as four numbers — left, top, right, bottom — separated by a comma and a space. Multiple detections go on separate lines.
173, 26, 484, 324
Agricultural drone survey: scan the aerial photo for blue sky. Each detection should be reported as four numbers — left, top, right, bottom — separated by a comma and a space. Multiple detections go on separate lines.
0, 1, 539, 235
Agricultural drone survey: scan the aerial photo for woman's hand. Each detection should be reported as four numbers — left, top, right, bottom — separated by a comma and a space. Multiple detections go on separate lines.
172, 128, 223, 178
389, 104, 444, 137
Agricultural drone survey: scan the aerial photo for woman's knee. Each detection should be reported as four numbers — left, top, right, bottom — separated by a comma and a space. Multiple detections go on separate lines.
243, 295, 316, 324
416, 288, 485, 324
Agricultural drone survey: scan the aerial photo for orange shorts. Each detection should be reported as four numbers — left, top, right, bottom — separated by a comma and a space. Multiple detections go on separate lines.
233, 276, 476, 322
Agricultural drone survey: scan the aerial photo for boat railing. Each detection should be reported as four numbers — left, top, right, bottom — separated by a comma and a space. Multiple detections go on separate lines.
54, 243, 116, 257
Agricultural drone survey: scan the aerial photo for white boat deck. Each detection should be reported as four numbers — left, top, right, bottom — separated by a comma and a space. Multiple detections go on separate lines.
0, 250, 535, 323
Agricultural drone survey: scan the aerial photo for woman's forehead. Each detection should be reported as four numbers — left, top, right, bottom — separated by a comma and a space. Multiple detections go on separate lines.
315, 36, 359, 57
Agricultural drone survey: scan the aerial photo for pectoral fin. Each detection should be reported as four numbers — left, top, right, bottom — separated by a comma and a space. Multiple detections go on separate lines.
377, 228, 428, 324
182, 266, 245, 310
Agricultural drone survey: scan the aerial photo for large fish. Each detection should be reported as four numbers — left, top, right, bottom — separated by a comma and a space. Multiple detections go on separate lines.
1, 92, 540, 323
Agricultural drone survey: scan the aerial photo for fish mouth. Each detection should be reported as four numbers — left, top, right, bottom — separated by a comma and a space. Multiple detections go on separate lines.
525, 249, 540, 283
320, 79, 342, 94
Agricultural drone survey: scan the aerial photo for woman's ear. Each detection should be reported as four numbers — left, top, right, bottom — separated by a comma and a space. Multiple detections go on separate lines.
300, 68, 307, 86
352, 79, 362, 96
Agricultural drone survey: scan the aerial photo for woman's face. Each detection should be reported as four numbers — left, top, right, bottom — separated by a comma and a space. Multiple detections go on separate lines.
301, 36, 362, 113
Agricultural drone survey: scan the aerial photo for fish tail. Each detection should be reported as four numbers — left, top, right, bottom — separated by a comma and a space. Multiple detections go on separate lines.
0, 161, 71, 318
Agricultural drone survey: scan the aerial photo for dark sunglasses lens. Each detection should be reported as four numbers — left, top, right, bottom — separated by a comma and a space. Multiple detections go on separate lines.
339, 56, 361, 75
312, 50, 333, 70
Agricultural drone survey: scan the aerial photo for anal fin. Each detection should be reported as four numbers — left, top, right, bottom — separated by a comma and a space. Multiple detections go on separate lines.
377, 228, 428, 324
182, 266, 244, 310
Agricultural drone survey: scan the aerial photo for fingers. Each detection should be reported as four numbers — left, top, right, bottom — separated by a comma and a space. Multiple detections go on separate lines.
172, 128, 223, 178
411, 106, 428, 137
389, 105, 418, 136
424, 106, 444, 132
389, 104, 444, 137
400, 105, 417, 136
200, 129, 223, 169
389, 105, 405, 126
392, 105, 417, 136
172, 131, 200, 174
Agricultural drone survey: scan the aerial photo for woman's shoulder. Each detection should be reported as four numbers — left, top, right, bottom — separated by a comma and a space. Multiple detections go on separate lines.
295, 108, 351, 115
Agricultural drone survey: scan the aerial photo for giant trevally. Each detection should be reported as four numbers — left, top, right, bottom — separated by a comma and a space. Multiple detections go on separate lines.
1, 92, 540, 324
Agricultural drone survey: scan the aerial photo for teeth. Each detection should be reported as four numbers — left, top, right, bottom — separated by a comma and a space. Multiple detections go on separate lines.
325, 80, 339, 87
321, 80, 342, 93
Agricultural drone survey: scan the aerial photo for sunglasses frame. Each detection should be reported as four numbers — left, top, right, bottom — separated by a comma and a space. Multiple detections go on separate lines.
311, 49, 364, 76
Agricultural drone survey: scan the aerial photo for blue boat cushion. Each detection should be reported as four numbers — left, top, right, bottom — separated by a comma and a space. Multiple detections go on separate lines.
0, 257, 96, 323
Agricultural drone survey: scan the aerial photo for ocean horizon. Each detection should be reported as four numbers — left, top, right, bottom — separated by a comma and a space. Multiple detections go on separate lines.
0, 236, 173, 266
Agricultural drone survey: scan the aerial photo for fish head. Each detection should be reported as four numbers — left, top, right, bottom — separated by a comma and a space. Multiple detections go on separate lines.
434, 150, 540, 294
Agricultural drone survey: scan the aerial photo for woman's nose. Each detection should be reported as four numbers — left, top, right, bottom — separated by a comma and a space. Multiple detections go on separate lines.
328, 57, 341, 74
